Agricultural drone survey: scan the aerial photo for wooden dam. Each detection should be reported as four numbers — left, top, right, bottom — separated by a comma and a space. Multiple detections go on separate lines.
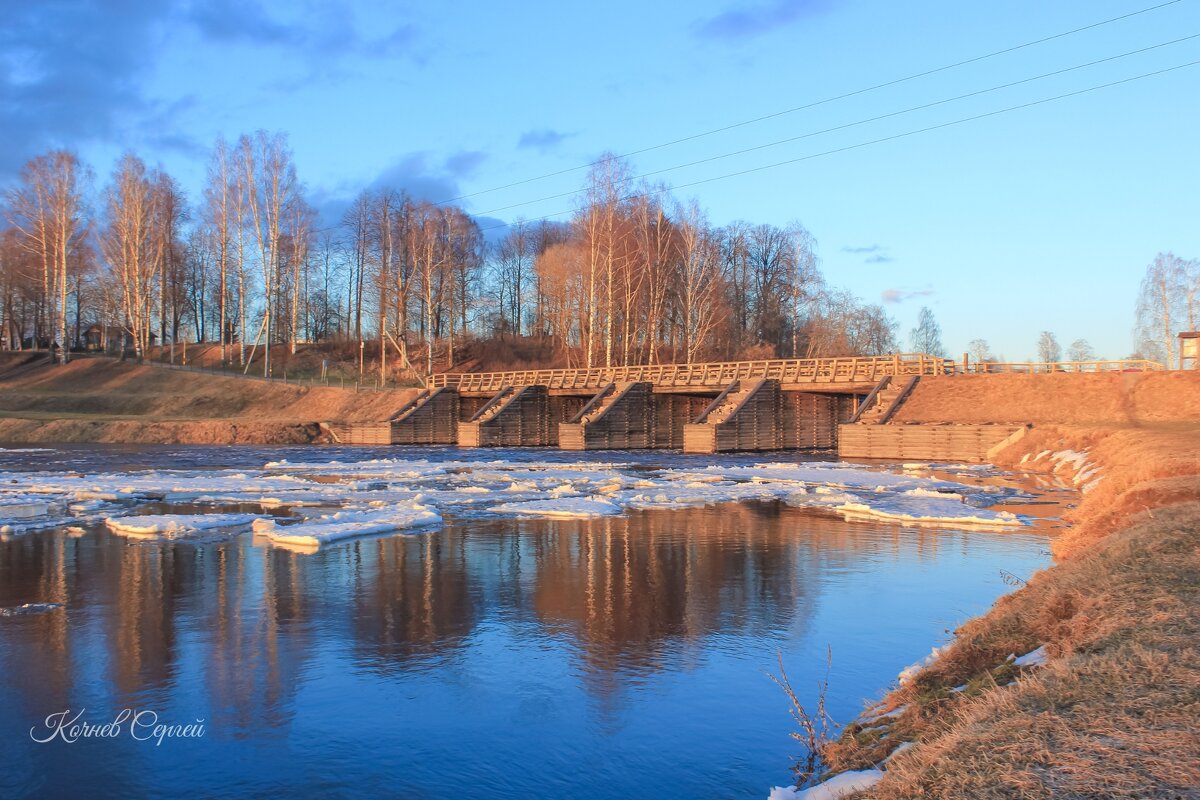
326, 354, 1027, 461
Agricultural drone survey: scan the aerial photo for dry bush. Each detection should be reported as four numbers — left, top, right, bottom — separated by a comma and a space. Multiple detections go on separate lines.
768, 648, 837, 787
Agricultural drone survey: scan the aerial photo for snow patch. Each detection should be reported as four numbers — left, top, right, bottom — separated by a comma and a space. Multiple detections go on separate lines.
1013, 645, 1048, 668
898, 645, 947, 685
769, 769, 884, 800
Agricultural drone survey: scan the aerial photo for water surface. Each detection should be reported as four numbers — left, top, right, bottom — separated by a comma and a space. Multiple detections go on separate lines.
0, 445, 1057, 799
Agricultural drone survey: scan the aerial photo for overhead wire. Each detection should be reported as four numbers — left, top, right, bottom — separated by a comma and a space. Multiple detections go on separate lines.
440, 0, 1186, 206
474, 58, 1200, 234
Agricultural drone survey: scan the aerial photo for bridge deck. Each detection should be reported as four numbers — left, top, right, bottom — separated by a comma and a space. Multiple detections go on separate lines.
431, 354, 953, 396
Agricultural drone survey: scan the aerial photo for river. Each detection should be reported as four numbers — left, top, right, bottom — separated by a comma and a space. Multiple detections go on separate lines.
0, 445, 1061, 799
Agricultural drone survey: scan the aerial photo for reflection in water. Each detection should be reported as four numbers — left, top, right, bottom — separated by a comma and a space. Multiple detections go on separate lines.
0, 495, 1051, 799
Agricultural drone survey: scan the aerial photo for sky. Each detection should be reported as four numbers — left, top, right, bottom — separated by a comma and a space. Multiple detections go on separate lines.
2, 0, 1198, 360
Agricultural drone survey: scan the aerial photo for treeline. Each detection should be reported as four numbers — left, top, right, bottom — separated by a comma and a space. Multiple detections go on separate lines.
0, 133, 900, 378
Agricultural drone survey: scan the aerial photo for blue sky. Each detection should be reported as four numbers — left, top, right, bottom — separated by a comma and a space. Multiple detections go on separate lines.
3, 0, 1198, 359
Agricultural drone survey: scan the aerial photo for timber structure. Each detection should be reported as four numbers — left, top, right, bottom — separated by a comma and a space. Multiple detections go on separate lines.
322, 353, 1052, 458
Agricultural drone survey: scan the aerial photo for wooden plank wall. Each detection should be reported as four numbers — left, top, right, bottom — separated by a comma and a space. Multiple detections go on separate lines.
326, 422, 392, 445
780, 392, 852, 450
458, 385, 556, 447
390, 388, 460, 444
559, 382, 655, 450
683, 380, 784, 453
653, 394, 716, 449
838, 423, 1026, 462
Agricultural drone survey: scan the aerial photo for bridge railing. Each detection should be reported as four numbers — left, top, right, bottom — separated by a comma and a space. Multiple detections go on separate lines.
961, 359, 1166, 374
431, 353, 954, 393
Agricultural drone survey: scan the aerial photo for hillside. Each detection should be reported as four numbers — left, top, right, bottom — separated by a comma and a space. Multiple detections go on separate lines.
0, 356, 421, 444
892, 371, 1200, 426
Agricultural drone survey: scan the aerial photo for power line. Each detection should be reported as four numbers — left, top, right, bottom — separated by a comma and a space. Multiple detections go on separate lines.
472, 33, 1200, 218
476, 58, 1200, 234
442, 0, 1186, 206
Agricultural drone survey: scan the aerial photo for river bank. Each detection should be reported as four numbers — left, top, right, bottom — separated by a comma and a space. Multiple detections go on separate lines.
783, 424, 1200, 799
0, 355, 421, 444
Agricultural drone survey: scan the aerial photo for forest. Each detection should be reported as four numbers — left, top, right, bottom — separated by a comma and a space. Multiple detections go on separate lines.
1, 130, 914, 380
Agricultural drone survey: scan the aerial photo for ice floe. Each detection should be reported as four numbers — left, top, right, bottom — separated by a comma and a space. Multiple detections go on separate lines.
491, 496, 623, 518
253, 502, 440, 547
106, 513, 258, 538
0, 602, 63, 617
0, 453, 1035, 546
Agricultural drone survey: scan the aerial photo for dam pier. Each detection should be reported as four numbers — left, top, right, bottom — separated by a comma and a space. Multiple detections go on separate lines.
326, 354, 1034, 461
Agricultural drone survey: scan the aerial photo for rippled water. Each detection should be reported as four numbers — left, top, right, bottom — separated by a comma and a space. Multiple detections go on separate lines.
0, 446, 1057, 799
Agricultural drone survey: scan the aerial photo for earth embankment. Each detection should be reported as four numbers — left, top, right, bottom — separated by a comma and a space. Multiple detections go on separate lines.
0, 356, 421, 444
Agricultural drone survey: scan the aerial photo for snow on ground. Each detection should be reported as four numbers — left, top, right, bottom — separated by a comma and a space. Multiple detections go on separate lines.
898, 644, 949, 685
1012, 645, 1049, 668
0, 452, 1034, 545
769, 769, 884, 800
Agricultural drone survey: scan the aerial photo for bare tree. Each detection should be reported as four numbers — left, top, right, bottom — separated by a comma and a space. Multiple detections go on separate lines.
1036, 331, 1061, 363
240, 131, 299, 377
967, 338, 992, 364
202, 137, 235, 361
1134, 252, 1193, 364
4, 151, 89, 362
674, 200, 724, 363
100, 153, 158, 360
1067, 338, 1094, 362
909, 306, 944, 356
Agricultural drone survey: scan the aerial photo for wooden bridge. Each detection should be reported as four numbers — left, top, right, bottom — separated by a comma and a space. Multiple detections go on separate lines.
430, 354, 955, 395
326, 354, 955, 454
327, 355, 1171, 457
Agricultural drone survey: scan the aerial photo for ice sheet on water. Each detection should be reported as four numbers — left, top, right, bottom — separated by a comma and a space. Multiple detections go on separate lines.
106, 513, 259, 538
254, 502, 440, 548
491, 496, 623, 518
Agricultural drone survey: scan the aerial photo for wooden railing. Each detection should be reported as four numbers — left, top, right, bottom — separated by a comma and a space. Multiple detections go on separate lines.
962, 359, 1165, 374
431, 354, 954, 393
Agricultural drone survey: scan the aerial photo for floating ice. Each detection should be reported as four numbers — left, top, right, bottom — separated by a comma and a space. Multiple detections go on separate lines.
0, 602, 63, 617
491, 496, 622, 518
0, 452, 1032, 539
254, 502, 440, 548
106, 513, 259, 538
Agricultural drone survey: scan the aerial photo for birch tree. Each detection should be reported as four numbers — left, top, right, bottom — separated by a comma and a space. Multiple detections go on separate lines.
674, 201, 723, 363
203, 137, 235, 361
240, 131, 299, 377
4, 151, 89, 362
1134, 252, 1190, 364
100, 153, 157, 359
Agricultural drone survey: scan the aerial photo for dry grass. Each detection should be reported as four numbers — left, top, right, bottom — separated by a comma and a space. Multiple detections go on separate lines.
0, 357, 424, 444
893, 371, 1200, 426
825, 424, 1200, 799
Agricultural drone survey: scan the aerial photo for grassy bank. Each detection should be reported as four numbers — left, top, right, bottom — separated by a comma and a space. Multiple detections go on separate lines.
809, 425, 1200, 798
0, 356, 422, 444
